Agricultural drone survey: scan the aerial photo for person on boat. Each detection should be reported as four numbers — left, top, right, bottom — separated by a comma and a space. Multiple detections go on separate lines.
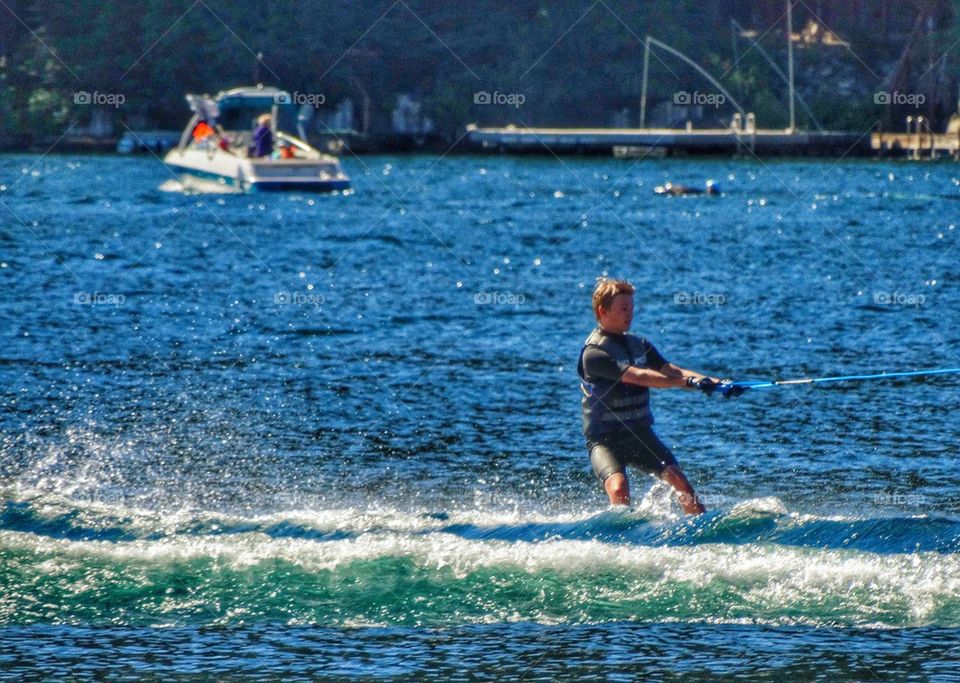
577, 277, 728, 514
192, 120, 216, 143
250, 113, 274, 158
192, 119, 233, 153
654, 180, 719, 196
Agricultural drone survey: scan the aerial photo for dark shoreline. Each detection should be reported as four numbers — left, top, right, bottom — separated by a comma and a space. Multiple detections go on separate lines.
0, 132, 946, 159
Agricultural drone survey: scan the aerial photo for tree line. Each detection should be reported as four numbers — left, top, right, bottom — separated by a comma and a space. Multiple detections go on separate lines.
1, 0, 957, 145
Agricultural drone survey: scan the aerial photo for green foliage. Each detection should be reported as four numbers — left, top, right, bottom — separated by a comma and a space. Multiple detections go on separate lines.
0, 81, 14, 135
25, 87, 68, 136
812, 96, 880, 133
0, 0, 956, 140
426, 82, 475, 138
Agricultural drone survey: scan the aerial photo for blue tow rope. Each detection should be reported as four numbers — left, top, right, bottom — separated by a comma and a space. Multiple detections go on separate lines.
719, 367, 960, 398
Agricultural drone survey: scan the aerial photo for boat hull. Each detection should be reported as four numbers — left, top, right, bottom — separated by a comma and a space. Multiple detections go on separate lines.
163, 148, 350, 193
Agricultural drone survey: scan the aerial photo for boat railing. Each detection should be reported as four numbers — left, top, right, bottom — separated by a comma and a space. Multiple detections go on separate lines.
175, 114, 201, 153
276, 131, 320, 157
176, 122, 325, 161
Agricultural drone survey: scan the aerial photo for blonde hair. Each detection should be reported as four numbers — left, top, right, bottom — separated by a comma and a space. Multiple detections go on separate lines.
592, 277, 635, 320
257, 113, 272, 125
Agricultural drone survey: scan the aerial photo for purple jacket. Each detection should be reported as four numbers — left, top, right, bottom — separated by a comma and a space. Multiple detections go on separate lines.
251, 124, 273, 158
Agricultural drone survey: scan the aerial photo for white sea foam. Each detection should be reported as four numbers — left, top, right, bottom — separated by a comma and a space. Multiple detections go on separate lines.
5, 486, 960, 629
3, 484, 659, 537
3, 519, 960, 622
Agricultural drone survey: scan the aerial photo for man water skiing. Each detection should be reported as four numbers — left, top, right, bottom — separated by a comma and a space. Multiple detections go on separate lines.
577, 278, 738, 514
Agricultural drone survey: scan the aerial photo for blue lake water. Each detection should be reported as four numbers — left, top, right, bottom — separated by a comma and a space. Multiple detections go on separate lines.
1, 152, 960, 679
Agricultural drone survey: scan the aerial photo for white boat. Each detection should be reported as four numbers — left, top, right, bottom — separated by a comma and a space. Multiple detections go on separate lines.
163, 86, 350, 193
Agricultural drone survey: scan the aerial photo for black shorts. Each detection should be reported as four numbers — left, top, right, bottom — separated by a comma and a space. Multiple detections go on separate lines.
587, 428, 679, 481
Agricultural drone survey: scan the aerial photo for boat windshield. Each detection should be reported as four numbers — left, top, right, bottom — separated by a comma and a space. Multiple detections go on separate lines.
218, 105, 299, 134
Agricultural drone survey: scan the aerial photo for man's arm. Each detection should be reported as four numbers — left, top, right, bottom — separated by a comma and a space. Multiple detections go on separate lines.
581, 344, 719, 390
620, 363, 719, 389
662, 362, 719, 384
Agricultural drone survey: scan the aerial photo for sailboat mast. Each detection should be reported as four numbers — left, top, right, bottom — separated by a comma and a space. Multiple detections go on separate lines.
786, 0, 796, 132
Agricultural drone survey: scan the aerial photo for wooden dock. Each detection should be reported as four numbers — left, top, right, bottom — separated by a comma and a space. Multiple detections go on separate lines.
465, 125, 872, 157
872, 131, 960, 159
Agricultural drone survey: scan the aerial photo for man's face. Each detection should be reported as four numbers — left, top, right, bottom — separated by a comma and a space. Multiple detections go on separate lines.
599, 293, 633, 334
